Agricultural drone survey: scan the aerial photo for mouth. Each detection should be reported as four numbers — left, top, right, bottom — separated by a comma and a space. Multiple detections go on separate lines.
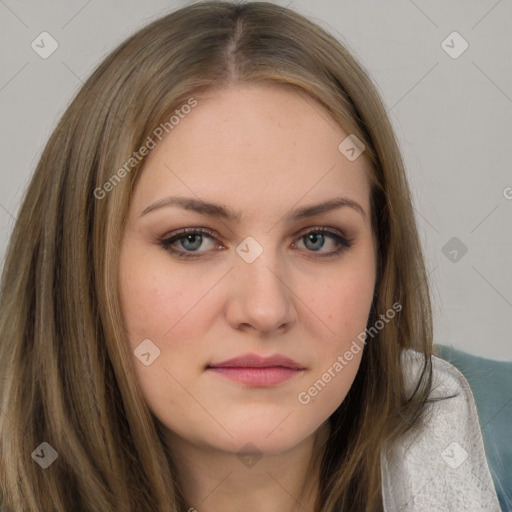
207, 353, 305, 387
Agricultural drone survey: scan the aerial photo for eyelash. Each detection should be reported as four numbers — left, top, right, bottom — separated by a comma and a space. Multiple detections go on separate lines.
159, 226, 353, 260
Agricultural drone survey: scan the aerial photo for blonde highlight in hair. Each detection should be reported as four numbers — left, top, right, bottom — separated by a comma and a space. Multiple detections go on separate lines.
1, 2, 437, 510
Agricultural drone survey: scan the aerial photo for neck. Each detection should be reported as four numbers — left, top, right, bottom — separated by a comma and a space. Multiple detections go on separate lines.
165, 421, 330, 512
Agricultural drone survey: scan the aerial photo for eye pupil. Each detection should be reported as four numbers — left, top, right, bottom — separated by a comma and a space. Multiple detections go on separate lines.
304, 233, 324, 251
181, 234, 202, 250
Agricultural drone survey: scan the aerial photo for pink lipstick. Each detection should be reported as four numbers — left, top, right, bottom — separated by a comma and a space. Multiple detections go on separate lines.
207, 353, 305, 387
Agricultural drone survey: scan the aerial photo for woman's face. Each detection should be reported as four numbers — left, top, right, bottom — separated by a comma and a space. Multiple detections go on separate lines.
118, 84, 376, 456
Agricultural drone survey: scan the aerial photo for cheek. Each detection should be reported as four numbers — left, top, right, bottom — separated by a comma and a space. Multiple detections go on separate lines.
309, 258, 375, 341
299, 256, 374, 405
295, 277, 369, 416
118, 249, 213, 420
320, 278, 371, 326
118, 247, 218, 344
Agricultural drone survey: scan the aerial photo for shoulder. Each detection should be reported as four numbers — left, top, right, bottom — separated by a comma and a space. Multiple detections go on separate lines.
398, 348, 484, 460
401, 347, 470, 401
380, 348, 501, 512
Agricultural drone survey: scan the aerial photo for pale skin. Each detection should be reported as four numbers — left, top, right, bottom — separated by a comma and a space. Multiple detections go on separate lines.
118, 83, 377, 512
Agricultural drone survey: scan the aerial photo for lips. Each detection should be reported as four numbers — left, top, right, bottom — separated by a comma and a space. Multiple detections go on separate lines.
208, 353, 304, 370
207, 353, 305, 387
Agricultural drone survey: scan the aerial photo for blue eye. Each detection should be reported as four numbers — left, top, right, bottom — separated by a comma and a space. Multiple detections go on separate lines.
298, 231, 348, 253
160, 227, 352, 260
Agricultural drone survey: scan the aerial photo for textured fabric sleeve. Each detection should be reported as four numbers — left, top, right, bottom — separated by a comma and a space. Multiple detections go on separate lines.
380, 349, 502, 512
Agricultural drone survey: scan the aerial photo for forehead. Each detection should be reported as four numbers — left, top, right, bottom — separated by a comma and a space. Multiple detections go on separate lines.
131, 84, 372, 221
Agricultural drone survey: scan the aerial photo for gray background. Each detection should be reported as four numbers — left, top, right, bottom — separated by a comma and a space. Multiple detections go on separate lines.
0, 0, 510, 360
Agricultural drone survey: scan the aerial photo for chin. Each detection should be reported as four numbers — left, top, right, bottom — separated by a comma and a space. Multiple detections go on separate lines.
205, 420, 321, 457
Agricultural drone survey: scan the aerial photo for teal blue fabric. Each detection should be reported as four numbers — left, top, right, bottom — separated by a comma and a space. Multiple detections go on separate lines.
434, 344, 512, 512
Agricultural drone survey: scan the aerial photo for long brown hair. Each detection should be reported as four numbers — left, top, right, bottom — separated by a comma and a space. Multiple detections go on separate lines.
0, 2, 438, 510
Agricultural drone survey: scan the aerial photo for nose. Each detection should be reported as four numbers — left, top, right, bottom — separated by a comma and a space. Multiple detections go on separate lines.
225, 241, 297, 336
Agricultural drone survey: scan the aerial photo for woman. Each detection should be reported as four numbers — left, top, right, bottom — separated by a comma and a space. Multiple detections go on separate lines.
0, 1, 500, 511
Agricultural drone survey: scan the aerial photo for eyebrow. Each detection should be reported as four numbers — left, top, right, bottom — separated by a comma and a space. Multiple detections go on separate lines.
140, 195, 366, 221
